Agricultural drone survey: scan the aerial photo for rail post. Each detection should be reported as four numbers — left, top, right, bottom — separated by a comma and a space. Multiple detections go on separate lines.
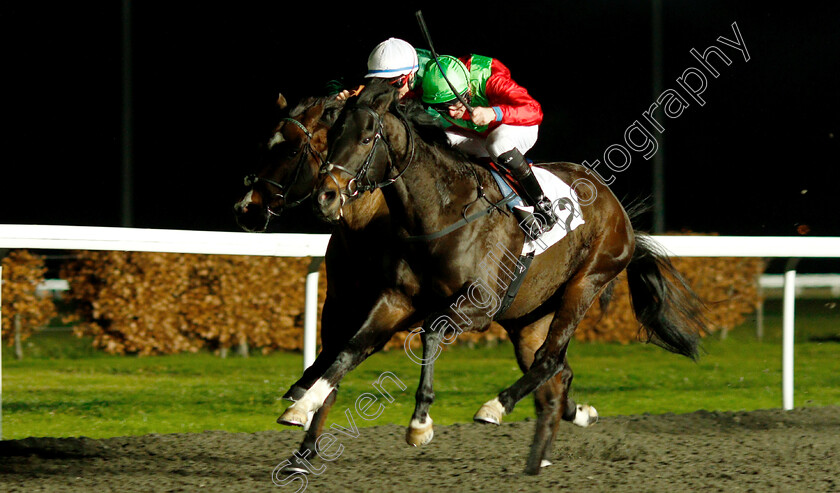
303, 257, 323, 371
782, 258, 800, 410
1, 265, 4, 439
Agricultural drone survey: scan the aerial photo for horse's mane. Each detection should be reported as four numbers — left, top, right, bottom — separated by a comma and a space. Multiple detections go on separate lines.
354, 80, 476, 170
398, 99, 460, 150
288, 95, 347, 128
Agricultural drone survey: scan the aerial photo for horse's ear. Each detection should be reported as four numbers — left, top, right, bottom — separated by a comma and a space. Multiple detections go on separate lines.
276, 93, 288, 110
301, 102, 324, 129
321, 98, 345, 127
368, 84, 399, 115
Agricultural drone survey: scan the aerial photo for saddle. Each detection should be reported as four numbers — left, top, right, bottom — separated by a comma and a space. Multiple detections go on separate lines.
481, 158, 525, 211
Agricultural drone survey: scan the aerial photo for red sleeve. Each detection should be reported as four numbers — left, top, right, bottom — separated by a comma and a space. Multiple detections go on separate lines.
482, 58, 543, 126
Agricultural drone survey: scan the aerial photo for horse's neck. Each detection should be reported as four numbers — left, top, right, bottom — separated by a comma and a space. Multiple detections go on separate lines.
335, 191, 392, 258
342, 189, 390, 232
384, 136, 489, 237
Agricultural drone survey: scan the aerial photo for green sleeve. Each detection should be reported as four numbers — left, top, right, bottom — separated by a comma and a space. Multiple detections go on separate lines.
414, 48, 433, 88
424, 106, 452, 128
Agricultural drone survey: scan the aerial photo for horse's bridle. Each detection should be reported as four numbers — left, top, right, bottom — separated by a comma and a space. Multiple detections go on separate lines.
243, 117, 323, 215
319, 105, 415, 204
317, 102, 514, 242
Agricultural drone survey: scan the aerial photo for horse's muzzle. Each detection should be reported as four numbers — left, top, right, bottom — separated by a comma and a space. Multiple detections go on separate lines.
314, 185, 342, 222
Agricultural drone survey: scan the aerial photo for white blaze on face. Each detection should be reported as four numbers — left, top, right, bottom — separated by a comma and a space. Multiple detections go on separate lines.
268, 131, 285, 149
235, 190, 255, 211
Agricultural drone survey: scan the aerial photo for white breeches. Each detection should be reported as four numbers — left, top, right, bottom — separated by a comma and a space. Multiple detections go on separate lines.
445, 124, 539, 160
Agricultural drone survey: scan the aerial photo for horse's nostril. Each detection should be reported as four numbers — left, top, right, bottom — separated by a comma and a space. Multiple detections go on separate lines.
319, 189, 337, 205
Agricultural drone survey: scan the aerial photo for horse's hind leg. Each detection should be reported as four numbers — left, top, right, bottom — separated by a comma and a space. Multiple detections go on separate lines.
527, 355, 597, 472
507, 317, 565, 468
506, 317, 595, 472
474, 268, 611, 438
528, 362, 568, 470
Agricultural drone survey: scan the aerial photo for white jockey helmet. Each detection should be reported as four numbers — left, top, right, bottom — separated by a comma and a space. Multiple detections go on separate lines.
365, 38, 419, 78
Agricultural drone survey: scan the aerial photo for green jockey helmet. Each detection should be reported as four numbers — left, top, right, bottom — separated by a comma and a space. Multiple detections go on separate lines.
421, 56, 470, 105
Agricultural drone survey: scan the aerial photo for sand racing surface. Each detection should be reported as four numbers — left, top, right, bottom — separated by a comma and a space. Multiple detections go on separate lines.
2, 406, 839, 492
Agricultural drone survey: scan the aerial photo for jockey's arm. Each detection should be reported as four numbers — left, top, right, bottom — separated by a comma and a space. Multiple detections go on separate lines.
483, 59, 543, 126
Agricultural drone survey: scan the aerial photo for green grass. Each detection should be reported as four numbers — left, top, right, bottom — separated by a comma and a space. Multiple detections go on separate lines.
2, 299, 838, 440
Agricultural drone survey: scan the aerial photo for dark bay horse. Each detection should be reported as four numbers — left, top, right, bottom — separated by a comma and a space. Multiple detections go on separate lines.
292, 81, 709, 474
233, 93, 429, 472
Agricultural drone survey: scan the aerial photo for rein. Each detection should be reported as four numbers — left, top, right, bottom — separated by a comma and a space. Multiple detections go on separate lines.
324, 102, 517, 242
320, 105, 416, 201
402, 191, 519, 242
402, 154, 518, 241
244, 117, 323, 213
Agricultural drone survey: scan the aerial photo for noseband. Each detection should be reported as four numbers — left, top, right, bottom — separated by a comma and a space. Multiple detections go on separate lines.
243, 117, 323, 215
320, 105, 415, 202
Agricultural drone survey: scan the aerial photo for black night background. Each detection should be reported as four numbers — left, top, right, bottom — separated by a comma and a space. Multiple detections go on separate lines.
3, 1, 838, 252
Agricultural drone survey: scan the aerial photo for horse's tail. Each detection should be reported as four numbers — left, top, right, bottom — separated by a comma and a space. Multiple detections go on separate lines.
625, 232, 709, 360
595, 195, 650, 319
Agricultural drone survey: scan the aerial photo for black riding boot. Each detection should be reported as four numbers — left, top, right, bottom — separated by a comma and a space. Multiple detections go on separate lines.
496, 148, 557, 231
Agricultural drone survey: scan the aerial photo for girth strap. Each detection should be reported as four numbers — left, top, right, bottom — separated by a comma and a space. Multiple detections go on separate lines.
494, 252, 535, 319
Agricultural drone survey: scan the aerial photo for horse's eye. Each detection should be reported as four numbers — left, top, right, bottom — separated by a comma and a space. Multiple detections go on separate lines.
362, 137, 372, 145
289, 149, 299, 157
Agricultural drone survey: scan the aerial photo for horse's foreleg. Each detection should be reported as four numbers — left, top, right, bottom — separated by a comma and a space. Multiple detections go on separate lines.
281, 297, 348, 402
279, 388, 338, 474
405, 322, 444, 447
280, 298, 350, 473
278, 290, 415, 427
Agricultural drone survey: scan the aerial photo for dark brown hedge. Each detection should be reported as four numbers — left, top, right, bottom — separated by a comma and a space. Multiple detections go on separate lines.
52, 241, 763, 355
1, 251, 57, 346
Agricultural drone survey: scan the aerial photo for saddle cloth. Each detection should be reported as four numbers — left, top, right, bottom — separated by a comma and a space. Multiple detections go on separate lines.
488, 165, 586, 257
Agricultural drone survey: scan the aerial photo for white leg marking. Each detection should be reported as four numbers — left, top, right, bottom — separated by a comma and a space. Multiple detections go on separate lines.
410, 416, 433, 429
540, 459, 553, 468
279, 378, 334, 428
299, 378, 334, 412
573, 404, 599, 427
302, 410, 316, 431
406, 416, 435, 447
474, 397, 506, 425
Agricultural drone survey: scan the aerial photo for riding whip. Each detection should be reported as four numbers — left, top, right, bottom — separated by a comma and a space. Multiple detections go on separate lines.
415, 10, 474, 115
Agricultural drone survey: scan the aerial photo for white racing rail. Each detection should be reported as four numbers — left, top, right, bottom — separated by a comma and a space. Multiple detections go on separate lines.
1, 224, 840, 438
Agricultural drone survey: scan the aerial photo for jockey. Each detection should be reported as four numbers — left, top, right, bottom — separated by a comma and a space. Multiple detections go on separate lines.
336, 38, 432, 101
338, 39, 555, 231
421, 55, 555, 230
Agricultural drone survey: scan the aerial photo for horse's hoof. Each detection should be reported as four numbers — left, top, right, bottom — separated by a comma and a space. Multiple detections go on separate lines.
277, 405, 312, 428
281, 460, 310, 474
473, 397, 505, 425
405, 417, 434, 447
302, 410, 315, 431
540, 459, 553, 468
282, 385, 307, 402
573, 404, 599, 427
